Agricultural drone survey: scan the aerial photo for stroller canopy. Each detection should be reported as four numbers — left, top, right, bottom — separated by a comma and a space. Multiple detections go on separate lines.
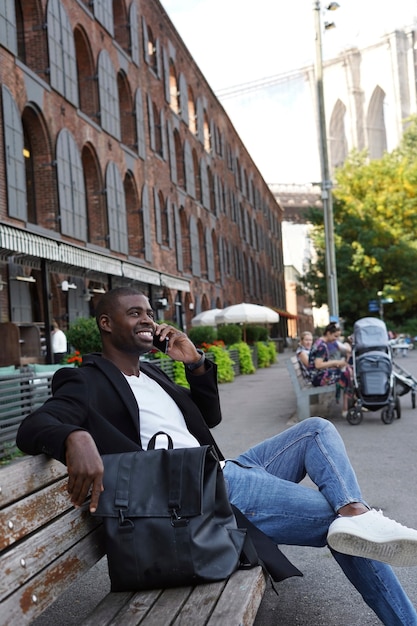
353, 317, 389, 350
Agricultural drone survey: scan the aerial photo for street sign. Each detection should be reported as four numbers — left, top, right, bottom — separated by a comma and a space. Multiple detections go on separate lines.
368, 300, 379, 312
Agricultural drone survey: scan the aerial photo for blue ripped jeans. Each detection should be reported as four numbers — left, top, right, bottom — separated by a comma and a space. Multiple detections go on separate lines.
223, 417, 417, 625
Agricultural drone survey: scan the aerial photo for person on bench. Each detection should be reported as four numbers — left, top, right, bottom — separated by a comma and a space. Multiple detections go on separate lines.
295, 331, 313, 381
17, 288, 417, 625
309, 322, 352, 417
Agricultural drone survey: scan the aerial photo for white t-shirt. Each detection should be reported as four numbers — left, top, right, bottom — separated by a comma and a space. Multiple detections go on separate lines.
123, 371, 200, 450
52, 329, 67, 353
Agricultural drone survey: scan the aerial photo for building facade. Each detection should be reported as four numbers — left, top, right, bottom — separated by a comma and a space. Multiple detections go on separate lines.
0, 0, 286, 365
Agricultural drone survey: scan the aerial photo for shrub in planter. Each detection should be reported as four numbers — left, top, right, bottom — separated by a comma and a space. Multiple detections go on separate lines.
206, 345, 235, 383
245, 325, 268, 343
256, 341, 272, 368
267, 341, 277, 364
216, 324, 242, 345
187, 326, 216, 347
229, 342, 256, 374
66, 317, 101, 354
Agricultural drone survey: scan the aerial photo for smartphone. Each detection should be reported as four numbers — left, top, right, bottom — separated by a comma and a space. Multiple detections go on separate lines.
152, 333, 169, 353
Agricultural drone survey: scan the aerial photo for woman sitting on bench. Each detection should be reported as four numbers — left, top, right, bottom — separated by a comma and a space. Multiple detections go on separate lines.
309, 322, 352, 417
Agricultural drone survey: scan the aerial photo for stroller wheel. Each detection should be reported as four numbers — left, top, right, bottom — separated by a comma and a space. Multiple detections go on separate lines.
395, 396, 401, 419
347, 408, 362, 425
381, 407, 395, 424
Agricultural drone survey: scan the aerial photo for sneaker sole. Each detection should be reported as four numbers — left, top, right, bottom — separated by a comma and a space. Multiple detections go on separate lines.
327, 532, 417, 567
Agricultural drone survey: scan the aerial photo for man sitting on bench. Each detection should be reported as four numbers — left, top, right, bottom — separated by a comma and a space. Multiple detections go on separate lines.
17, 288, 417, 625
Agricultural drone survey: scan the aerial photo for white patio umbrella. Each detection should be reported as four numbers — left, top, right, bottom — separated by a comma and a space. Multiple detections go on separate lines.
215, 303, 279, 325
190, 308, 222, 327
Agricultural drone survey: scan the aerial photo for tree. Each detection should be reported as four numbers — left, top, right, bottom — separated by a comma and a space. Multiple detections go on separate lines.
302, 117, 417, 329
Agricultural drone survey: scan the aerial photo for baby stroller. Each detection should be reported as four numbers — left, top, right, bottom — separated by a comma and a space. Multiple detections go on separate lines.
347, 317, 400, 425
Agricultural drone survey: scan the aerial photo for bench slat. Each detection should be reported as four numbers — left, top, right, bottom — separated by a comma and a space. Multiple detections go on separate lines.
1, 527, 105, 625
207, 568, 266, 626
0, 478, 72, 550
0, 506, 103, 601
0, 456, 66, 507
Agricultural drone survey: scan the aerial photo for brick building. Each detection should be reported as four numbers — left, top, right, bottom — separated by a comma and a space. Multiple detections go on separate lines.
0, 0, 287, 365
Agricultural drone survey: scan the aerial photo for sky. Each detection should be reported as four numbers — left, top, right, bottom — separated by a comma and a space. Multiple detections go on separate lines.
161, 0, 417, 185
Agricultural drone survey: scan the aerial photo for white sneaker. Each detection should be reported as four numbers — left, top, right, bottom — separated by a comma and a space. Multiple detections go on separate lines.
327, 509, 417, 566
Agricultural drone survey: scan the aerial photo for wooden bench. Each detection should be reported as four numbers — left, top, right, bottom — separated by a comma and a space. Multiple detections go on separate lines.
286, 356, 337, 420
0, 455, 267, 625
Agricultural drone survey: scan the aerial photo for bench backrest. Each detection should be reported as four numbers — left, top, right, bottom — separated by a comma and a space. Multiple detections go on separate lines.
287, 356, 312, 390
0, 455, 105, 625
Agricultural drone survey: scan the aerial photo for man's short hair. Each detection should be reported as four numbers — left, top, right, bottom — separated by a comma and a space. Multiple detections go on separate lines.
95, 287, 145, 328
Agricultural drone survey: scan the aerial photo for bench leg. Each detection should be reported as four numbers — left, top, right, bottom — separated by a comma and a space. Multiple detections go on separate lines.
297, 394, 310, 420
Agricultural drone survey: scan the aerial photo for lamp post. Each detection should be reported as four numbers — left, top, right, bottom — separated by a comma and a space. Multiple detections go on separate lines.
313, 1, 339, 322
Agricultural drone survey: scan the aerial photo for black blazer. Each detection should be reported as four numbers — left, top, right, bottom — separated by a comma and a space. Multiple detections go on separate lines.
17, 353, 223, 464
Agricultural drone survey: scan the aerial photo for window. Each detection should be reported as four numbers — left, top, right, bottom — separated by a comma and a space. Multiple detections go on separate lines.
98, 50, 121, 139
106, 161, 128, 254
118, 70, 136, 148
93, 0, 113, 35
141, 185, 152, 262
188, 87, 196, 133
135, 89, 146, 158
169, 61, 180, 114
56, 129, 87, 241
0, 0, 17, 54
74, 26, 98, 120
143, 21, 158, 74
129, 3, 140, 65
47, 0, 78, 106
2, 86, 26, 221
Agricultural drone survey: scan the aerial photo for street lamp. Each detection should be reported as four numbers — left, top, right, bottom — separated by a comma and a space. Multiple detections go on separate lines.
313, 1, 339, 322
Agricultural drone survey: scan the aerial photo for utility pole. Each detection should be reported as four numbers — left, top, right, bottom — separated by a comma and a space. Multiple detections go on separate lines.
313, 1, 339, 321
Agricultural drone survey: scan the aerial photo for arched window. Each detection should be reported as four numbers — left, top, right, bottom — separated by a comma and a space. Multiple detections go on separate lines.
2, 85, 26, 221
203, 110, 211, 152
82, 143, 107, 247
188, 86, 196, 133
124, 171, 140, 256
106, 161, 128, 253
169, 61, 180, 114
367, 86, 387, 160
329, 99, 348, 171
15, 0, 48, 78
174, 129, 185, 189
161, 197, 170, 246
143, 21, 158, 74
74, 26, 98, 120
47, 0, 78, 105
113, 0, 130, 54
56, 129, 87, 241
98, 50, 121, 138
118, 70, 136, 149
153, 102, 163, 155
190, 215, 200, 276
22, 104, 57, 228
192, 150, 201, 202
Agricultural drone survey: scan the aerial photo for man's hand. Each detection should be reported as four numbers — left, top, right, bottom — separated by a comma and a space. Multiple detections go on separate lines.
65, 430, 104, 513
154, 323, 201, 365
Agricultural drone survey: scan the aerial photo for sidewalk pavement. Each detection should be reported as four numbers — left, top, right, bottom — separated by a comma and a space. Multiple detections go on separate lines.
34, 350, 417, 626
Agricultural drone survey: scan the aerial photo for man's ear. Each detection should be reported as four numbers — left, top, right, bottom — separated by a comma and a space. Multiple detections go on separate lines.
98, 314, 111, 333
